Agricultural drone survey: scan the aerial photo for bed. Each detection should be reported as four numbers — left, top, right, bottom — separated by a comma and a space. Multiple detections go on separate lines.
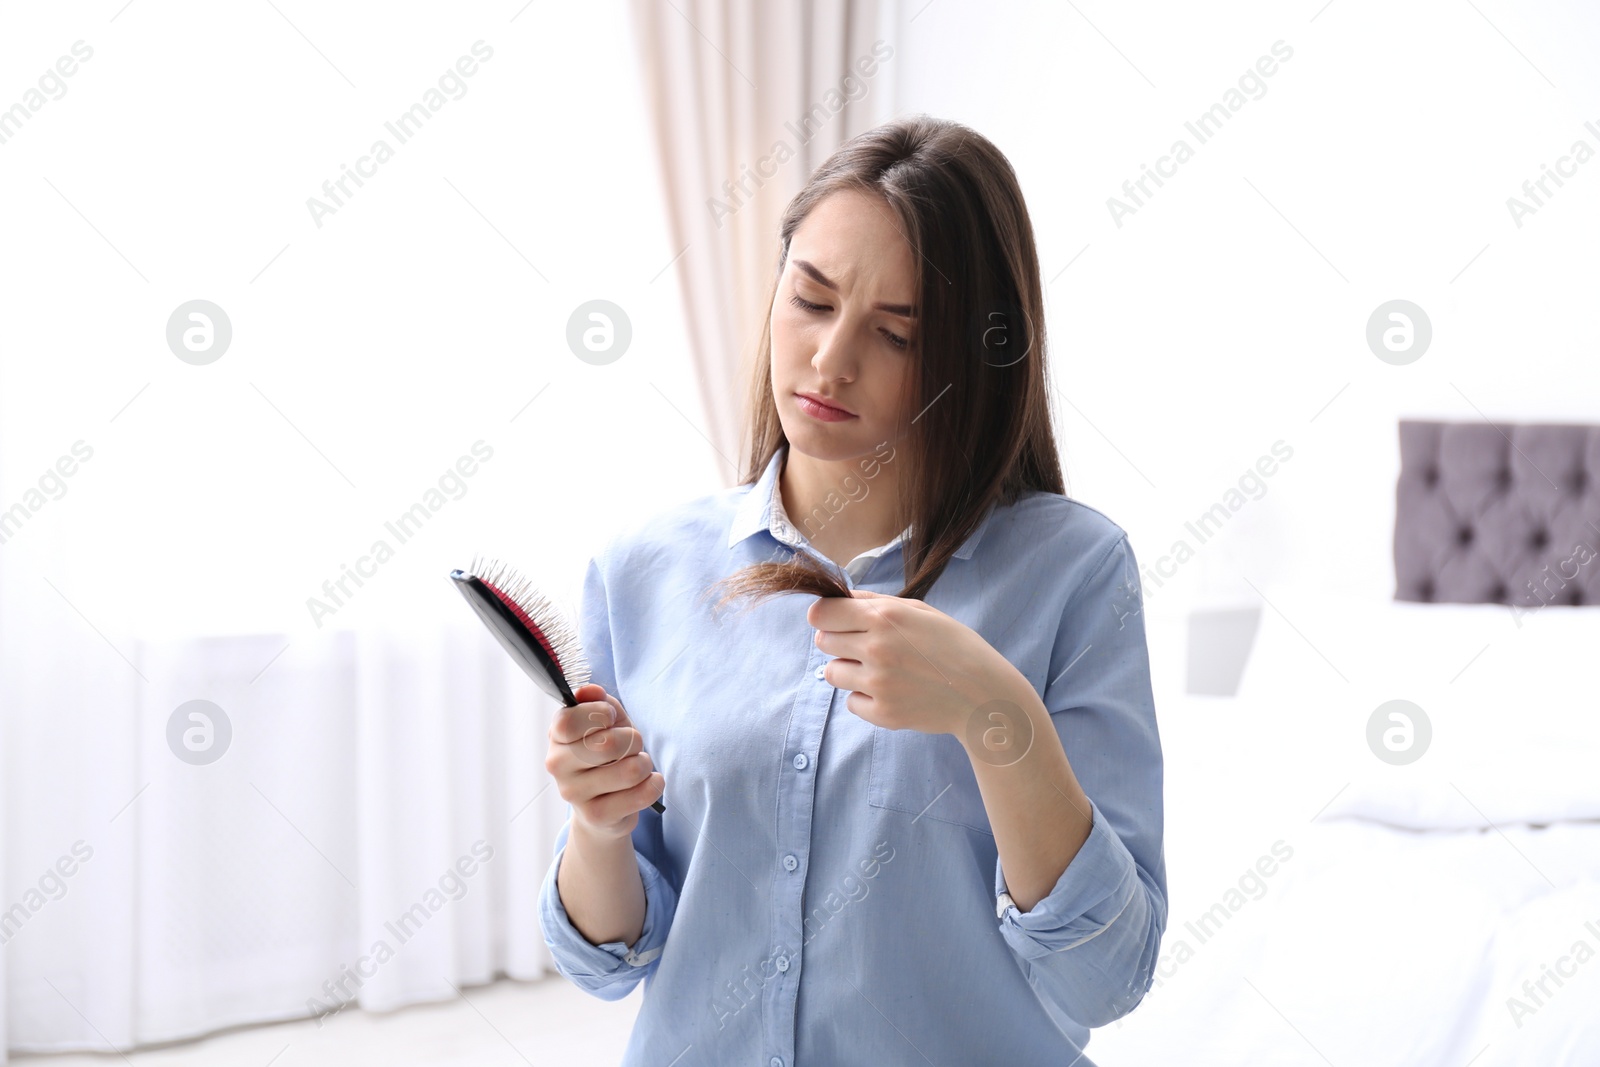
1088, 419, 1600, 1066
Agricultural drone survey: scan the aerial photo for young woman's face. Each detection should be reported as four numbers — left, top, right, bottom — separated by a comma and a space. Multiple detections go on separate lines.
770, 188, 919, 461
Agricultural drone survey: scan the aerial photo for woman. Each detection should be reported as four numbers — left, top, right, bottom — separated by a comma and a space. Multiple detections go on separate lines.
539, 114, 1166, 1066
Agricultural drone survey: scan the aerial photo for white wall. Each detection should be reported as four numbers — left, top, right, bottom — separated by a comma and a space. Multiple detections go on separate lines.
894, 0, 1600, 612
0, 0, 710, 643
11, 1, 1594, 640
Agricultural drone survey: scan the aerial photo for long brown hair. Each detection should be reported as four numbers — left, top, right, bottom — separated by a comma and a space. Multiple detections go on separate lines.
705, 114, 1066, 619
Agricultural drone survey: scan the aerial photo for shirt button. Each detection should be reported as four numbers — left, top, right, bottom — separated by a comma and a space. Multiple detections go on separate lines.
814, 664, 827, 680
783, 854, 798, 871
774, 955, 789, 973
792, 753, 808, 770
770, 1059, 783, 1067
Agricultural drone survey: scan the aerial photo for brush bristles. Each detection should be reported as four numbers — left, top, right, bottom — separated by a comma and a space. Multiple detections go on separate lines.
466, 554, 592, 692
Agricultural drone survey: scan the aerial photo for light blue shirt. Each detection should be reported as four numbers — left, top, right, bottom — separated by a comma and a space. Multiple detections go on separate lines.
539, 442, 1167, 1066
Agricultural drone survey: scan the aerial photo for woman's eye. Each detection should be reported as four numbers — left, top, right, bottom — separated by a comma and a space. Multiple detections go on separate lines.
789, 294, 909, 351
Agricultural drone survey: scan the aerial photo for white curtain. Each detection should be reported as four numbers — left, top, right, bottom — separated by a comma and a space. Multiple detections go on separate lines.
0, 592, 567, 1057
0, 0, 893, 1058
628, 0, 903, 478
0, 5, 648, 1053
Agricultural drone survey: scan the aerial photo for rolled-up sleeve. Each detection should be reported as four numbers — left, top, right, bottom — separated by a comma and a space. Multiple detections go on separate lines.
535, 543, 680, 1000
538, 816, 679, 999
994, 532, 1167, 1028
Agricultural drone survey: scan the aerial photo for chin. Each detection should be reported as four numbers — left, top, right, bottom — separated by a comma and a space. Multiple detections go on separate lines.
781, 425, 876, 463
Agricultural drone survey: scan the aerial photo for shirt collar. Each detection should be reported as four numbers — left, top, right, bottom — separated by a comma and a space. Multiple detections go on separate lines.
727, 442, 994, 561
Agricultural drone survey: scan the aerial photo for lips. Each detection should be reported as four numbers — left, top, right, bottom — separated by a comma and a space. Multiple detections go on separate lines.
795, 392, 854, 416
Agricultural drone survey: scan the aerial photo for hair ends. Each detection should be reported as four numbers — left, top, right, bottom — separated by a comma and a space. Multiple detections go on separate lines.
701, 551, 855, 622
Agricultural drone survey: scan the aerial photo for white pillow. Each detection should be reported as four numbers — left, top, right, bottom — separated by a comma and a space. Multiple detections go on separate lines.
1235, 582, 1600, 827
1318, 739, 1600, 829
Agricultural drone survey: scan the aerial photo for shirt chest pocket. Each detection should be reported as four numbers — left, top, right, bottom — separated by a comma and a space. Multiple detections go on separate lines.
868, 729, 993, 836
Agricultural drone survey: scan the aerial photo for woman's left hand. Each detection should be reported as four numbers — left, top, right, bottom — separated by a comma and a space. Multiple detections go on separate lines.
808, 589, 1030, 738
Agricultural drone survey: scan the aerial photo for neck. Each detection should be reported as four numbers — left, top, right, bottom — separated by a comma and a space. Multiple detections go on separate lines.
778, 442, 905, 554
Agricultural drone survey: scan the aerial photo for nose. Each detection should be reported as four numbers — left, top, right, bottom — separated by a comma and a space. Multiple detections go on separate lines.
810, 323, 857, 383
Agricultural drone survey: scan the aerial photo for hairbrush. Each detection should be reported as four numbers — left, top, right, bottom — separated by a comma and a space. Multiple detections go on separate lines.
450, 554, 665, 814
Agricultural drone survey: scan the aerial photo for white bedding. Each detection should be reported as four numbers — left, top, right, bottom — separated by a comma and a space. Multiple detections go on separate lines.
1095, 807, 1600, 1065
1235, 582, 1600, 823
1088, 589, 1600, 1066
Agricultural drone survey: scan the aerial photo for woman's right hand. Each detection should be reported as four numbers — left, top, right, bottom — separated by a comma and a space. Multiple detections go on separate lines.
545, 683, 665, 842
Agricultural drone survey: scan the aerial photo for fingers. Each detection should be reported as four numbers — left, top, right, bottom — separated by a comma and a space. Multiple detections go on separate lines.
560, 688, 629, 730
548, 725, 642, 774
545, 685, 662, 829
571, 682, 607, 706
558, 750, 658, 810
550, 698, 623, 743
571, 684, 627, 719
591, 768, 665, 823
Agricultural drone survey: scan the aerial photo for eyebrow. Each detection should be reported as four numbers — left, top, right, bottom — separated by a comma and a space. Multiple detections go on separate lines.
792, 259, 917, 319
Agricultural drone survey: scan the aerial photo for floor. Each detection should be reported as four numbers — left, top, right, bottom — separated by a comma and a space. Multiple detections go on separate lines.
10, 977, 641, 1067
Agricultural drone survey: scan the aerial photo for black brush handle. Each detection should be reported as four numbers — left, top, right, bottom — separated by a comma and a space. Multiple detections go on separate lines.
451, 571, 666, 815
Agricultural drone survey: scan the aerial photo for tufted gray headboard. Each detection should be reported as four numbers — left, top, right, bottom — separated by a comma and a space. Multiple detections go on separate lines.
1395, 420, 1600, 607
